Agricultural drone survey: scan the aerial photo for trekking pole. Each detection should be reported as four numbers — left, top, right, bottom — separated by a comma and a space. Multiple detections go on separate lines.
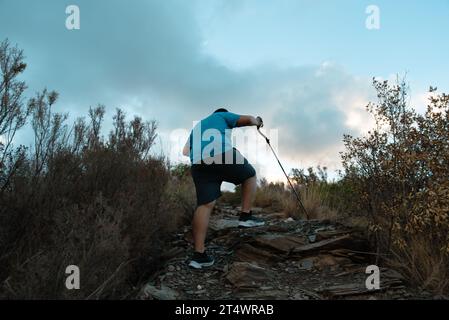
257, 127, 310, 220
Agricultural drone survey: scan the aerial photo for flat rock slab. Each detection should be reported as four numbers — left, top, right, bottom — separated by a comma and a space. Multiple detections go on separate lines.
235, 243, 282, 265
226, 262, 274, 289
315, 229, 352, 241
298, 254, 353, 270
253, 234, 307, 253
263, 225, 291, 233
291, 235, 354, 256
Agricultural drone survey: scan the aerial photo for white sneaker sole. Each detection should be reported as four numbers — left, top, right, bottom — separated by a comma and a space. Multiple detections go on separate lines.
238, 220, 265, 228
188, 260, 215, 269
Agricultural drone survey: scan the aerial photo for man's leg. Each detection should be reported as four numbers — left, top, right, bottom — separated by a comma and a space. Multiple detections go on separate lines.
241, 175, 257, 213
192, 200, 216, 253
239, 175, 265, 227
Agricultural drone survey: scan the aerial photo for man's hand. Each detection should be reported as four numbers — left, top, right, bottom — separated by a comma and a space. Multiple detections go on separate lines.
182, 139, 190, 157
256, 116, 263, 129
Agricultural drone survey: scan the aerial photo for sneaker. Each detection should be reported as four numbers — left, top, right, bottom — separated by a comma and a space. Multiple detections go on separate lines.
188, 251, 215, 269
238, 212, 265, 228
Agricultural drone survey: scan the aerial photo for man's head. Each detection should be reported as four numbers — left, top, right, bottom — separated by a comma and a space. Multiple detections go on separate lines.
214, 108, 229, 114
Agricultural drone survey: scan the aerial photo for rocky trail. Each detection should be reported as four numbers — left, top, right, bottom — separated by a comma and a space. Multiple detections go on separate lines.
140, 205, 424, 300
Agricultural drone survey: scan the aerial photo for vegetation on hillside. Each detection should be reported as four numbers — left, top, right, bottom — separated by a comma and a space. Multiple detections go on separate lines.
252, 79, 449, 295
0, 39, 194, 299
1, 39, 447, 298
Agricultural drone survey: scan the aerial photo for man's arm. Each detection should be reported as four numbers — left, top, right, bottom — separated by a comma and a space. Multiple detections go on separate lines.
182, 139, 190, 157
236, 115, 263, 128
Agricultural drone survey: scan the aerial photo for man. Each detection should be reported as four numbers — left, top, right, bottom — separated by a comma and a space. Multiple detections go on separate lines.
183, 108, 265, 269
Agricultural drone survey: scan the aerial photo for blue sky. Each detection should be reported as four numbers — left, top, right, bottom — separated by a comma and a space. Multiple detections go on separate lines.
200, 1, 449, 75
198, 0, 449, 91
1, 0, 448, 182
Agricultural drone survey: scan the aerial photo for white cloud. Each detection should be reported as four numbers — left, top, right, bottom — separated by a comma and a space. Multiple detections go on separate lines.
410, 90, 440, 115
1, 0, 377, 180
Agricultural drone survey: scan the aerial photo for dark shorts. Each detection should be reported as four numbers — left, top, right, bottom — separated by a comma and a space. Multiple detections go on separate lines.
191, 148, 256, 206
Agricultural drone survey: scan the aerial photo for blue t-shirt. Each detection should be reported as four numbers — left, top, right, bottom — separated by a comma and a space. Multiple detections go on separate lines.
189, 112, 240, 163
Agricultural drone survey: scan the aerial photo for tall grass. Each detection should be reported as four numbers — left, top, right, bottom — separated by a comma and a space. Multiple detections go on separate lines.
388, 235, 448, 295
254, 174, 343, 220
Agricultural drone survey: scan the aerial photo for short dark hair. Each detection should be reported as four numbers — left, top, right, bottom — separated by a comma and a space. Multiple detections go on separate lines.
214, 108, 228, 113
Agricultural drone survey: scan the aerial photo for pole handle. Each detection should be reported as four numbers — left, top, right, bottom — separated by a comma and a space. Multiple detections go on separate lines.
257, 127, 270, 144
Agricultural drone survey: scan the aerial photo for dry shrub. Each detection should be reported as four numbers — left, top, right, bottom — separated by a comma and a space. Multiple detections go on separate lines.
0, 40, 191, 299
341, 77, 449, 294
166, 163, 196, 225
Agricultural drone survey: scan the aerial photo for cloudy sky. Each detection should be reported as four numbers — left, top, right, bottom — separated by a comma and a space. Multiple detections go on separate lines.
1, 0, 448, 183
